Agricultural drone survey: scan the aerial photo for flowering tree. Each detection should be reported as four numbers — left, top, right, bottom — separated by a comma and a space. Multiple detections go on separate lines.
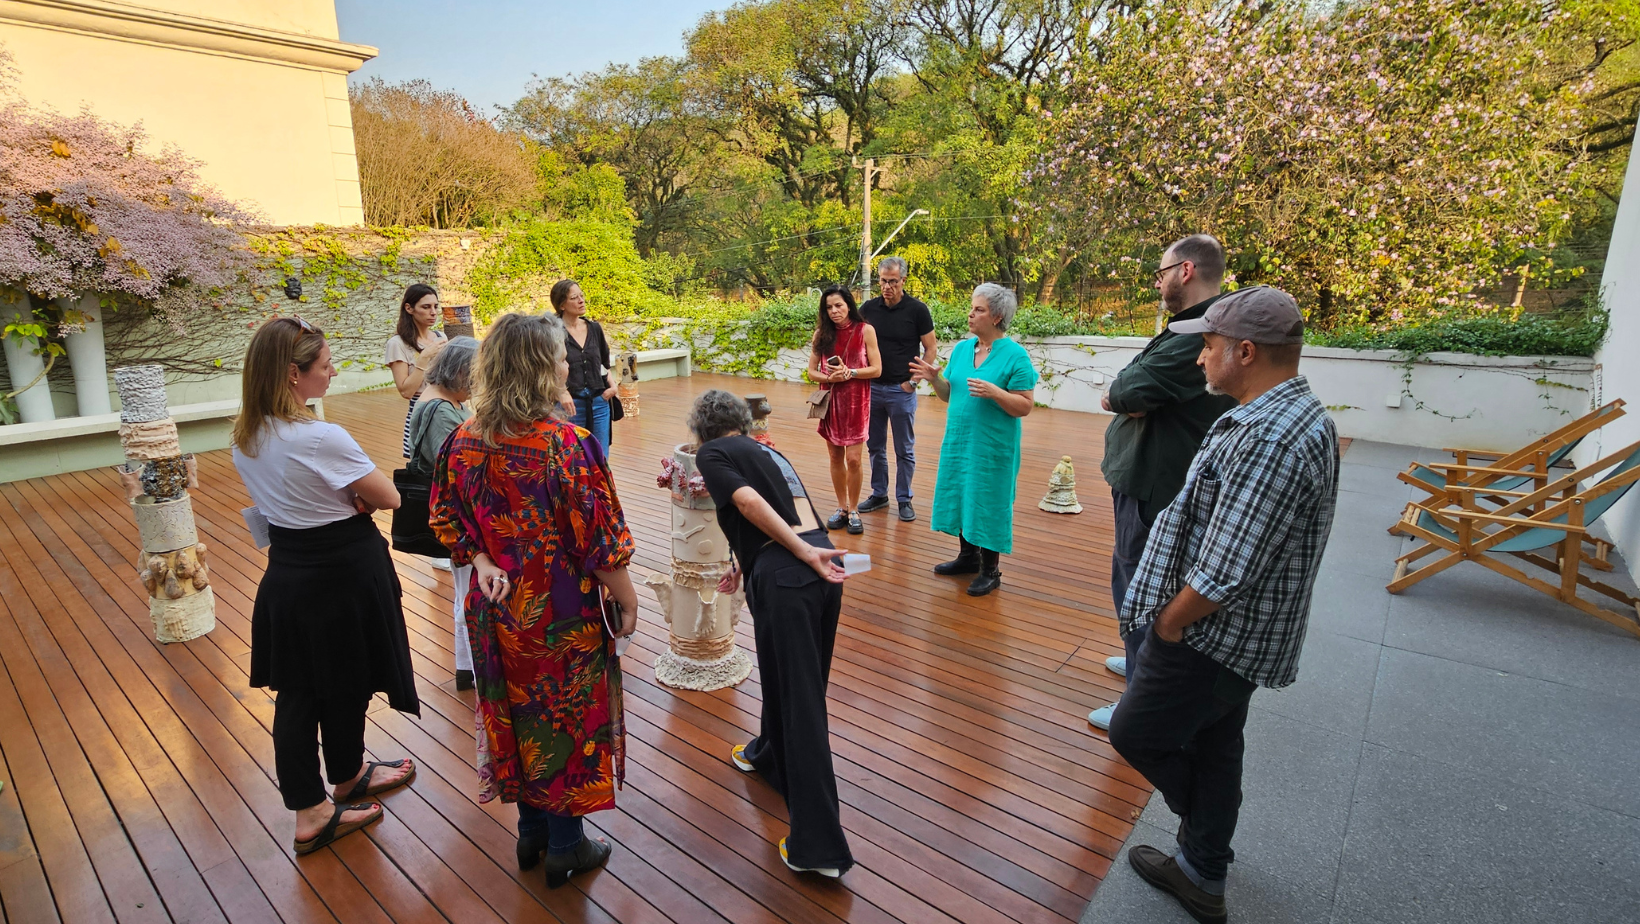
1034, 0, 1631, 327
0, 102, 252, 326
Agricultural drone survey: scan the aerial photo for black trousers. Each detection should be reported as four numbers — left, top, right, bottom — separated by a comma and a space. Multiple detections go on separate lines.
1109, 488, 1153, 613
1108, 623, 1257, 882
742, 531, 855, 873
272, 687, 371, 810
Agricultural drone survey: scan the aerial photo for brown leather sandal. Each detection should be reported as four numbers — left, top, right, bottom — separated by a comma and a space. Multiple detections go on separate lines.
294, 802, 382, 855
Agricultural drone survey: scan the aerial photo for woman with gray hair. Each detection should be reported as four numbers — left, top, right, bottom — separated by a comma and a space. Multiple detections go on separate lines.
406, 336, 479, 687
908, 283, 1039, 596
688, 389, 856, 879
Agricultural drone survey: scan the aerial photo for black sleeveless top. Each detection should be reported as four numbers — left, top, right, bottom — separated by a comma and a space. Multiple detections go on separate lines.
564, 318, 611, 395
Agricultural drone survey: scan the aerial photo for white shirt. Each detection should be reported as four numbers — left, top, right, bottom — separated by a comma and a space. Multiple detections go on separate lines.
232, 418, 378, 529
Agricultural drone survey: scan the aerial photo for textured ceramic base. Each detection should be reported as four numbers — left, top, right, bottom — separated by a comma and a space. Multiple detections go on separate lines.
653, 647, 754, 692
151, 585, 215, 644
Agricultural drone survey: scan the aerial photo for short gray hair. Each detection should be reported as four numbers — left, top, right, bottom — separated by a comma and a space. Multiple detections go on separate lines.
878, 256, 908, 280
973, 283, 1018, 331
424, 336, 477, 392
688, 389, 753, 444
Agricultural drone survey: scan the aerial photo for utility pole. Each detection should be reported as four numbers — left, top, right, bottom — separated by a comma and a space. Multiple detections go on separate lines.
856, 157, 876, 299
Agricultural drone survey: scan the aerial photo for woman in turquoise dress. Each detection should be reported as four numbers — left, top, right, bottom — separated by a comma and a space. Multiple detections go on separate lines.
909, 283, 1039, 596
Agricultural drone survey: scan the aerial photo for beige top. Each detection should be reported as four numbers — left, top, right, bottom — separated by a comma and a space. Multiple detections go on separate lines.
382, 330, 447, 371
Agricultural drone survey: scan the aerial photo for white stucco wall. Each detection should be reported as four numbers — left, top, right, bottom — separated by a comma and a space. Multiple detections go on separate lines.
1576, 116, 1640, 581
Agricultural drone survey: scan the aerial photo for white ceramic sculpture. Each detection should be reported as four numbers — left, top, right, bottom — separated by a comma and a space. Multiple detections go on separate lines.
115, 364, 214, 643
646, 443, 753, 690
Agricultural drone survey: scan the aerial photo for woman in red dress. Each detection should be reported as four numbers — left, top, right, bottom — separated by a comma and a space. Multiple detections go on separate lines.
806, 285, 881, 535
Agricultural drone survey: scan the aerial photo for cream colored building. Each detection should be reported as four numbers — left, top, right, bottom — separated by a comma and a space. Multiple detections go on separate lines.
0, 0, 376, 225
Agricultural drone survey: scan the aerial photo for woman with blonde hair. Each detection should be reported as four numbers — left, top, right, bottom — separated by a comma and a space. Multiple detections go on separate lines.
430, 312, 639, 887
231, 316, 420, 855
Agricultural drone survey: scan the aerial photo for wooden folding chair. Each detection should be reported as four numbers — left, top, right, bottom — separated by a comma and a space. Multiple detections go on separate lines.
1392, 399, 1625, 567
1387, 439, 1640, 638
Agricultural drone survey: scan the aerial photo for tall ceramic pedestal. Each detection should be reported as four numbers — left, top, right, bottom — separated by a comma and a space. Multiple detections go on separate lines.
645, 443, 753, 690
62, 295, 112, 416
1, 291, 54, 423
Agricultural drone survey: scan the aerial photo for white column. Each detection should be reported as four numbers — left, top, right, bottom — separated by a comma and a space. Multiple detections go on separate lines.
0, 291, 55, 423
62, 294, 112, 417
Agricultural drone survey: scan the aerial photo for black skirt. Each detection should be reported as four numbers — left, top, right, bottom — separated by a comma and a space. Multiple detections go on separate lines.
250, 514, 420, 716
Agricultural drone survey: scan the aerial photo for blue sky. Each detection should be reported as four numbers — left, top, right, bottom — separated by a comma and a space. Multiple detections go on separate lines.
334, 1, 725, 115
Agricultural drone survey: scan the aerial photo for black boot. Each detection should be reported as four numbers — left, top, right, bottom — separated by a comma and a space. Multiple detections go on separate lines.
933, 536, 982, 575
966, 549, 1002, 596
516, 831, 549, 869
455, 669, 474, 691
540, 834, 613, 888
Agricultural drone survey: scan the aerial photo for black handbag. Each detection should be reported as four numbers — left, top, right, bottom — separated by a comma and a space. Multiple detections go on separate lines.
609, 391, 625, 422
390, 467, 449, 558
391, 401, 451, 557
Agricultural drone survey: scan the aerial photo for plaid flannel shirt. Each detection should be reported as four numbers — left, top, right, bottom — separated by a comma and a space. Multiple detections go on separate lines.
1120, 375, 1339, 688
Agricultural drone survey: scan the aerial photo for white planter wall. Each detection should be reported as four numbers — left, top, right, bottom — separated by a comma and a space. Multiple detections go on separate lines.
745, 335, 1592, 453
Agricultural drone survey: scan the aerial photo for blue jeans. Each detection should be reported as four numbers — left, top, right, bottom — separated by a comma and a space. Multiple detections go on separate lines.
867, 382, 917, 504
571, 391, 611, 453
517, 803, 584, 855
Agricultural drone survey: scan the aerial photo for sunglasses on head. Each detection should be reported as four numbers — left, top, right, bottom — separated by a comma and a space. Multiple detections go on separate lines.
279, 315, 316, 333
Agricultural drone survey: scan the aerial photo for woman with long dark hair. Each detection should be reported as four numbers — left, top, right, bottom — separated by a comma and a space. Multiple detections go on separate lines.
805, 286, 881, 535
550, 279, 619, 453
384, 283, 449, 459
232, 317, 420, 855
431, 312, 638, 888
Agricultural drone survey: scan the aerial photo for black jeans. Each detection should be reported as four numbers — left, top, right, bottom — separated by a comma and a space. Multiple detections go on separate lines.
742, 531, 855, 873
1109, 488, 1153, 613
272, 688, 371, 810
1108, 623, 1257, 882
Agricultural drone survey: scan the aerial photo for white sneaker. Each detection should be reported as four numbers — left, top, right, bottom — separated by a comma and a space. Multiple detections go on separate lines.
731, 744, 755, 773
779, 837, 840, 878
1105, 656, 1127, 678
1088, 702, 1118, 730
430, 558, 452, 572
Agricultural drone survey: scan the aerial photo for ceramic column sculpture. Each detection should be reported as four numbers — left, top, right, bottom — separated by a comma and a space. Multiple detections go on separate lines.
645, 444, 753, 691
745, 393, 776, 448
615, 351, 639, 418
61, 294, 112, 416
115, 364, 215, 643
1, 291, 54, 423
1039, 455, 1084, 514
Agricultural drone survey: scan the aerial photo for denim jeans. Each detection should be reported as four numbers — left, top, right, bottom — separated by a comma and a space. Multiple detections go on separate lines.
517, 803, 584, 855
1110, 488, 1152, 613
867, 382, 917, 504
1108, 623, 1257, 882
571, 391, 611, 453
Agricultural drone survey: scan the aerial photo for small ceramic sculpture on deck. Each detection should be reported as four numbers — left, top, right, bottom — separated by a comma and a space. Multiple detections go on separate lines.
116, 364, 215, 643
1038, 455, 1084, 514
615, 351, 639, 418
745, 393, 775, 448
645, 444, 754, 691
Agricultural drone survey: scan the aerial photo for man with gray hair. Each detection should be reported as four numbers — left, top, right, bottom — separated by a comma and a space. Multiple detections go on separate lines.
1091, 234, 1236, 728
1108, 285, 1338, 923
857, 256, 937, 521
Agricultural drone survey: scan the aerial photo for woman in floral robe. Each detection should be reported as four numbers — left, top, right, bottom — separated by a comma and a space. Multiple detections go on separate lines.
430, 312, 639, 888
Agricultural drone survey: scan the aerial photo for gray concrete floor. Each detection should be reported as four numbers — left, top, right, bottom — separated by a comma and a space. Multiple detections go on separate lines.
1080, 440, 1640, 924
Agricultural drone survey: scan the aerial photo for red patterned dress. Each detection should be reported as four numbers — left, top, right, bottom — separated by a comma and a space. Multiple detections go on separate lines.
817, 320, 872, 446
430, 418, 633, 814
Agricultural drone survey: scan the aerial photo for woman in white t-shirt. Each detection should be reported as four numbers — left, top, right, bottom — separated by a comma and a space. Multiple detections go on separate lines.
232, 316, 421, 856
384, 283, 448, 459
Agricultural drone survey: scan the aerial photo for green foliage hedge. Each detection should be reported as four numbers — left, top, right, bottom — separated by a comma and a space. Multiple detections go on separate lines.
1308, 310, 1608, 357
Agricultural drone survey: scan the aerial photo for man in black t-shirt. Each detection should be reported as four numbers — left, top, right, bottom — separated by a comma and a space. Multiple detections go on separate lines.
857, 256, 937, 521
688, 390, 856, 879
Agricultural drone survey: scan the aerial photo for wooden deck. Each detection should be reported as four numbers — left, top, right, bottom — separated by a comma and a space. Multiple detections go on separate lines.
0, 372, 1145, 924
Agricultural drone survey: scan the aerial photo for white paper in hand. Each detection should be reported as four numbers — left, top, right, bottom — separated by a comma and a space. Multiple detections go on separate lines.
241, 505, 271, 550
842, 553, 872, 575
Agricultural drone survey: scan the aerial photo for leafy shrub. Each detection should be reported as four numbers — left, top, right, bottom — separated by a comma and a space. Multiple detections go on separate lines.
1310, 311, 1607, 358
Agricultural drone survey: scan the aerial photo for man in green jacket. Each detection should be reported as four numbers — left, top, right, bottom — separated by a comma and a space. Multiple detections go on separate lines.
1090, 234, 1237, 730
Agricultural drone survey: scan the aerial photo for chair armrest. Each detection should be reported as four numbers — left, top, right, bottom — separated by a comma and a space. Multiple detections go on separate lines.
1420, 506, 1589, 532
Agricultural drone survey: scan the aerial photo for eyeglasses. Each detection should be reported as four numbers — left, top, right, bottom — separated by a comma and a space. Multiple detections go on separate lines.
279, 315, 316, 333
880, 277, 904, 286
1153, 261, 1188, 283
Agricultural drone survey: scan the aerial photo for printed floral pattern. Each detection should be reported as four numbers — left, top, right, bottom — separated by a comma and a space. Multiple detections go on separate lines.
430, 418, 634, 813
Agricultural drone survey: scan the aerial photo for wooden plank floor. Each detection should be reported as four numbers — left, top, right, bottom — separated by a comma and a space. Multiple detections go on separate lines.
0, 372, 1148, 924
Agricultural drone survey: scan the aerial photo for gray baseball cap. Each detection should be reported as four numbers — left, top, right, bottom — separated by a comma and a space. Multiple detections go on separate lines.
1169, 285, 1304, 344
